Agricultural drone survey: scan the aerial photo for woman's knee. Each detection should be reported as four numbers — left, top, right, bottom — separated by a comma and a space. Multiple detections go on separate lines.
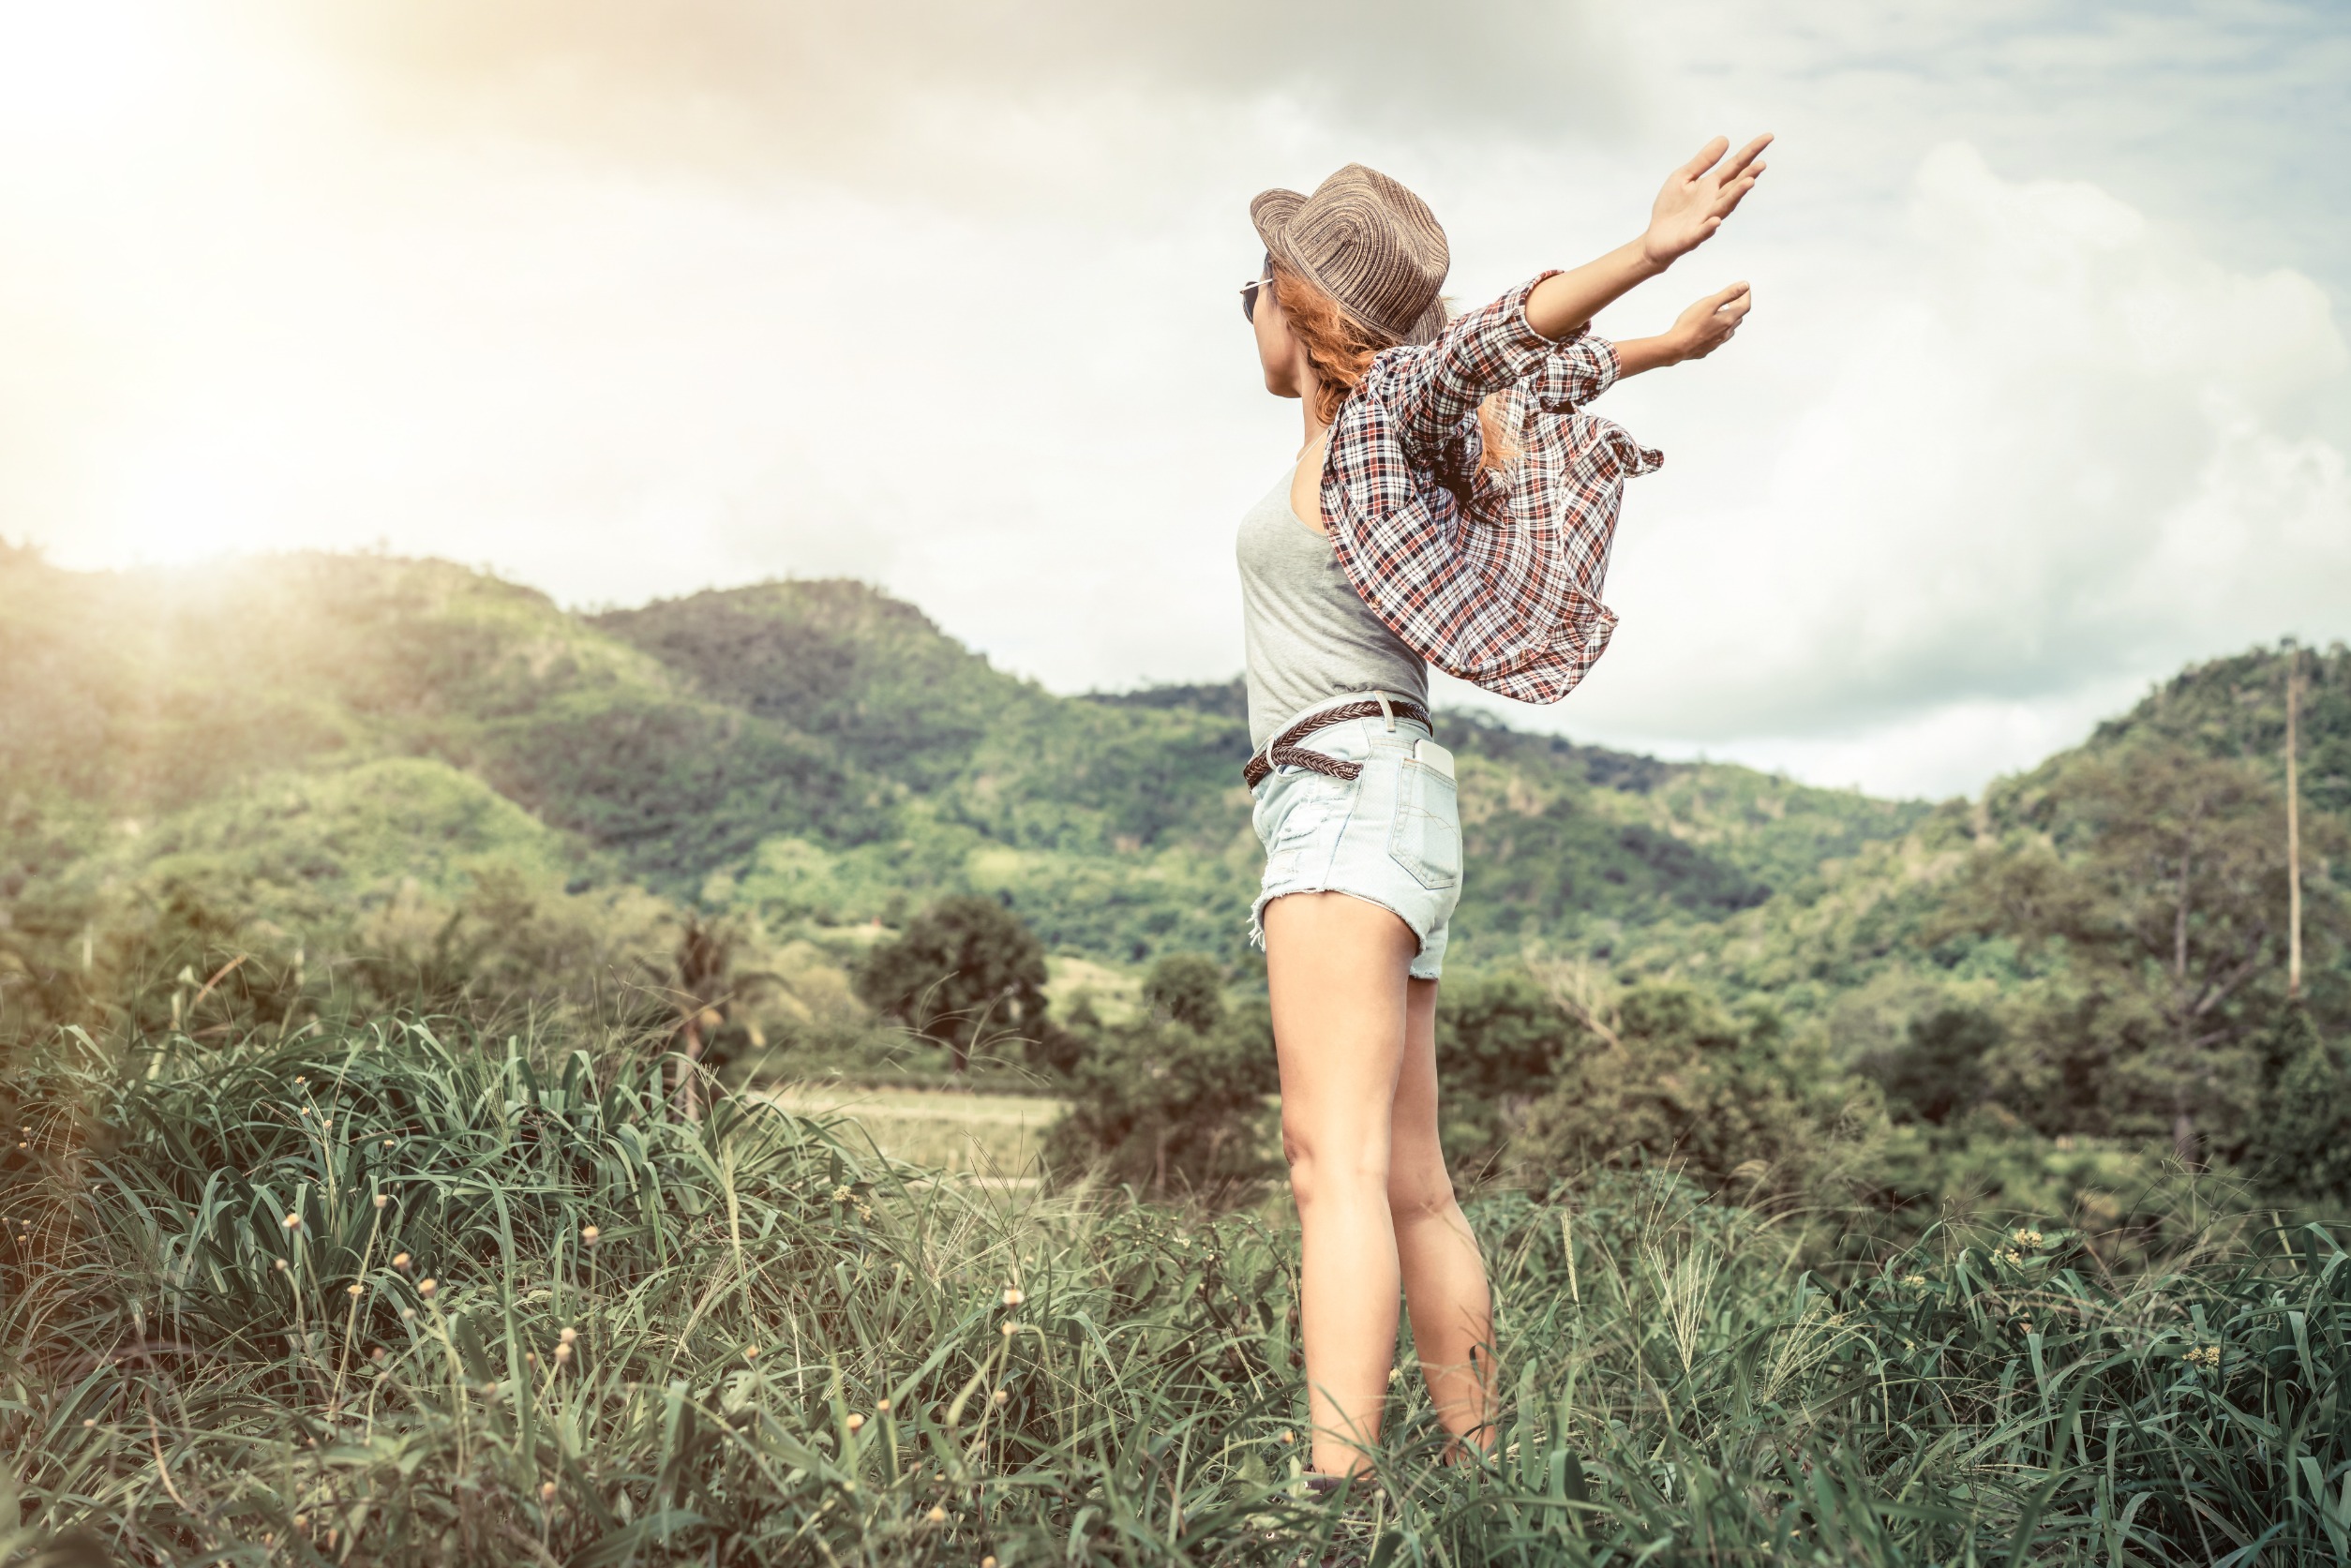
1281, 1118, 1389, 1202
1386, 1157, 1457, 1223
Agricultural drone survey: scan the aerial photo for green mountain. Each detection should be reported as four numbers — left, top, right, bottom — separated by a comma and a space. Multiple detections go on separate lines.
3, 545, 2343, 1101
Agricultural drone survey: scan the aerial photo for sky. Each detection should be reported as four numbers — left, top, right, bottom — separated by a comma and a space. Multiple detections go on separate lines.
2, 0, 2346, 799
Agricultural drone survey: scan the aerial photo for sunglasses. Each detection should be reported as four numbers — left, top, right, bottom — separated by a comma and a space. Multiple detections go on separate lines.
1239, 257, 1274, 323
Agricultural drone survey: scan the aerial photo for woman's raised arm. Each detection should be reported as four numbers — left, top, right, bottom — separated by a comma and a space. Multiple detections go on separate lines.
1523, 134, 1771, 343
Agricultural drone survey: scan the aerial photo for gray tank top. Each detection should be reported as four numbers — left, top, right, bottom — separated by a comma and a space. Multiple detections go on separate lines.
1235, 468, 1429, 751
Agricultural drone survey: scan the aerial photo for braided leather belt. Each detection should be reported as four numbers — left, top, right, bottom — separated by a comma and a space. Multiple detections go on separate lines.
1242, 697, 1435, 789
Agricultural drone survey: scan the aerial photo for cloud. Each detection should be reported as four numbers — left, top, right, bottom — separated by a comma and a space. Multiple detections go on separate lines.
309, 0, 1645, 178
5, 2, 2347, 803
1551, 142, 2350, 771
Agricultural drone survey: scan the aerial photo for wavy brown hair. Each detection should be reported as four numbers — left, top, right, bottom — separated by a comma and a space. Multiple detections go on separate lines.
1268, 260, 1519, 475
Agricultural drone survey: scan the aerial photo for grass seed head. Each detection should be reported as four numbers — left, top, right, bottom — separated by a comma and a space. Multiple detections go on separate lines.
554, 1342, 572, 1362
417, 1277, 437, 1296
372, 1193, 388, 1209
539, 1482, 558, 1502
926, 1504, 947, 1523
1001, 1287, 1024, 1307
283, 1213, 301, 1229
559, 1325, 577, 1344
346, 1284, 363, 1297
876, 1396, 889, 1411
992, 1387, 1008, 1406
581, 1225, 600, 1245
846, 1412, 864, 1431
392, 1253, 411, 1271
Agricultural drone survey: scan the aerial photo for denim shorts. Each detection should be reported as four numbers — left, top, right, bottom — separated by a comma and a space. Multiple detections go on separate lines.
1245, 697, 1463, 980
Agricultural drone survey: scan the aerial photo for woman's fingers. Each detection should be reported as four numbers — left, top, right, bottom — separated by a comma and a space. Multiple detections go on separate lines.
1712, 170, 1764, 218
1677, 135, 1732, 179
1715, 133, 1774, 184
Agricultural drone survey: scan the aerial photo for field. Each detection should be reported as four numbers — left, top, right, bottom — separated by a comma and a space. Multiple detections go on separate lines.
6, 1021, 2350, 1567
755, 1083, 1068, 1183
4, 552, 2347, 1562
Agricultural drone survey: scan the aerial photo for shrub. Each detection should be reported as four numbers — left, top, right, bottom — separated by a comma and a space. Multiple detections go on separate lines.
1044, 996, 1279, 1201
1508, 982, 1886, 1208
852, 895, 1049, 1073
1140, 953, 1224, 1033
1860, 1004, 1999, 1125
1431, 971, 1576, 1176
2253, 1005, 2351, 1205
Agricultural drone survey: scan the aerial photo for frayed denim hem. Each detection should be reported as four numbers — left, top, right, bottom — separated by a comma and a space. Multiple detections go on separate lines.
1247, 884, 1445, 981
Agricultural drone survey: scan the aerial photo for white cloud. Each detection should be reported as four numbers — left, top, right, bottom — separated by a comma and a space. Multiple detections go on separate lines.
1536, 142, 2350, 792
3, 2, 2347, 804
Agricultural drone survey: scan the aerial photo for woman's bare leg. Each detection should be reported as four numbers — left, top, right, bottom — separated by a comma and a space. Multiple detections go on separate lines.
1389, 976, 1497, 1460
1263, 889, 1416, 1478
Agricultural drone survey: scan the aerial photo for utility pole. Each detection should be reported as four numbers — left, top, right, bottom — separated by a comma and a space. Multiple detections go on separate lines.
2285, 645, 2303, 1000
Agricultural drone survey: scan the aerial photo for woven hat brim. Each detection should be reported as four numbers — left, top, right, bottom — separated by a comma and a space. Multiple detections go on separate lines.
1250, 186, 1404, 348
1250, 187, 1305, 258
1250, 184, 1442, 350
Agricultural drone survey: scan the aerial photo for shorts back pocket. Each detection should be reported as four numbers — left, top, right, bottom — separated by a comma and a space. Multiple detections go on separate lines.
1387, 759, 1461, 890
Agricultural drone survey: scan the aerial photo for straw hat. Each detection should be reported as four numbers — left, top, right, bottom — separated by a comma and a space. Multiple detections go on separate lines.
1250, 163, 1450, 347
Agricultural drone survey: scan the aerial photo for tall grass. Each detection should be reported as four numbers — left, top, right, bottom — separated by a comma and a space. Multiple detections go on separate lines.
4, 1019, 2347, 1565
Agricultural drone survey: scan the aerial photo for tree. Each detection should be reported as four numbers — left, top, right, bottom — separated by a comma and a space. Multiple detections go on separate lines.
854, 895, 1048, 1074
1509, 983, 1884, 1207
2250, 1007, 2351, 1205
1942, 740, 2344, 1159
1431, 972, 1578, 1173
1141, 954, 1224, 1033
666, 914, 764, 1122
1044, 998, 1280, 1200
1861, 1006, 1999, 1126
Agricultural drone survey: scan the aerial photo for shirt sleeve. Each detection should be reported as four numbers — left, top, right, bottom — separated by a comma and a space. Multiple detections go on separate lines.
1522, 333, 1620, 412
1371, 273, 1564, 462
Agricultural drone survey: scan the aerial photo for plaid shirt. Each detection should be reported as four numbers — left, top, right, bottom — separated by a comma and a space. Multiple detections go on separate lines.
1319, 271, 1662, 705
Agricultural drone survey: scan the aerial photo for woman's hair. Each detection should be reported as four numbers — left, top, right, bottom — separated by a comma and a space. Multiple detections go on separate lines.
1268, 260, 1519, 475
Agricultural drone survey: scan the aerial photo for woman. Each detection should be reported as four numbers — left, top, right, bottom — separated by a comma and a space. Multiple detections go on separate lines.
1235, 136, 1770, 1491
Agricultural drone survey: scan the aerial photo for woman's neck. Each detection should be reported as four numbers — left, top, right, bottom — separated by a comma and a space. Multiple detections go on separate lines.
1295, 354, 1329, 456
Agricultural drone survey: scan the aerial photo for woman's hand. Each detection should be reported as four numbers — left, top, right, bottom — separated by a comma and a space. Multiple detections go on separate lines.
1668, 281, 1751, 360
1520, 132, 1773, 345
1643, 135, 1771, 269
1613, 283, 1753, 378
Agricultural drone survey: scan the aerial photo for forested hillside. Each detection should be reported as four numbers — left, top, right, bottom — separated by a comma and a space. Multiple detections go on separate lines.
1, 543, 1925, 987
3, 543, 2345, 1209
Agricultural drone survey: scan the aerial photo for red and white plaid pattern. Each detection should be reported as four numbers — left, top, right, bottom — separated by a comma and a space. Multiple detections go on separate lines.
1320, 271, 1663, 705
